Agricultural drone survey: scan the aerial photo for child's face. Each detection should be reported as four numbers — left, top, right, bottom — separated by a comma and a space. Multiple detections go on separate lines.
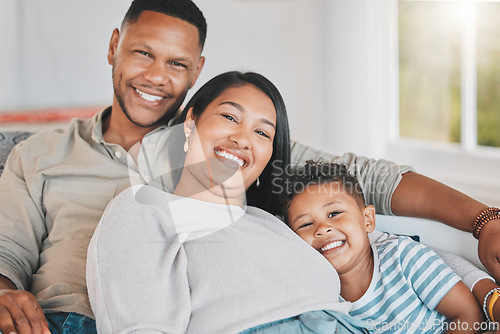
287, 182, 375, 274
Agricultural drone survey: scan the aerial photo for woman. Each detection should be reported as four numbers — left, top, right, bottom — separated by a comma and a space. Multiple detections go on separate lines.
86, 72, 367, 333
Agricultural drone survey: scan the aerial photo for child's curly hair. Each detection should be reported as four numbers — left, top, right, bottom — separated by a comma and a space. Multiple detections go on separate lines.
281, 159, 366, 224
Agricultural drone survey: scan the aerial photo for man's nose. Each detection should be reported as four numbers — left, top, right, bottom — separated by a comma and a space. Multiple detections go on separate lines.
144, 61, 169, 86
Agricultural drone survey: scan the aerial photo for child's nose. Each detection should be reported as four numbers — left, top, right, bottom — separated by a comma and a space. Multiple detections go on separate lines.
315, 222, 333, 236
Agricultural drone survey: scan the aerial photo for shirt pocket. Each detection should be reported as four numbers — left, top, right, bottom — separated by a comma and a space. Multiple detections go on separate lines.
42, 179, 118, 239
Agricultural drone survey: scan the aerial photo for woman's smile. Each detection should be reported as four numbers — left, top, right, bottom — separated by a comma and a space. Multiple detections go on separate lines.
214, 148, 248, 168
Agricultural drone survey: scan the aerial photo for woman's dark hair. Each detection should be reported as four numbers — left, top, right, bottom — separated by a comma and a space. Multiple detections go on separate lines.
170, 71, 290, 215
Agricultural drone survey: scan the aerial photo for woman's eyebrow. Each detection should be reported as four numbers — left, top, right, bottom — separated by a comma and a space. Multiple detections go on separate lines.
219, 101, 276, 129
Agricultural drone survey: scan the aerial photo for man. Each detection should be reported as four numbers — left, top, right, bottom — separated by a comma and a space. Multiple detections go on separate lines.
0, 0, 498, 333
0, 1, 205, 333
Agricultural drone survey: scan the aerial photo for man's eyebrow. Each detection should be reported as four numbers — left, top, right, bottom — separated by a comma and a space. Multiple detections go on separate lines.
220, 101, 276, 129
130, 42, 152, 51
130, 43, 193, 63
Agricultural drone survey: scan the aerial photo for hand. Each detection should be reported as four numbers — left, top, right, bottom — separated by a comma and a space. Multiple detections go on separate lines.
478, 219, 500, 282
0, 289, 50, 334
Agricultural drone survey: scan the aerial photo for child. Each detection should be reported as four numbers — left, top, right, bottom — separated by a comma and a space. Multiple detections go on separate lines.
281, 160, 485, 333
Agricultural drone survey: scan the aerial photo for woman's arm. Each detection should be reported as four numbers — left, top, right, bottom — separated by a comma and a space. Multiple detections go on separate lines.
87, 186, 191, 334
391, 171, 500, 281
435, 281, 485, 334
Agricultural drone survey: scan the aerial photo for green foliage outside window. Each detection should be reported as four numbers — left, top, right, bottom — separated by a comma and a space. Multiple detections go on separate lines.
399, 1, 500, 149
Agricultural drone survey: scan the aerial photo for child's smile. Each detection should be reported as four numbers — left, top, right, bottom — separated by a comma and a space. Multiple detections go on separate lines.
287, 182, 375, 275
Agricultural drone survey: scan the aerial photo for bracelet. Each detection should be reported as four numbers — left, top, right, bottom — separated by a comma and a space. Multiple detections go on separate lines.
473, 207, 500, 239
483, 287, 500, 323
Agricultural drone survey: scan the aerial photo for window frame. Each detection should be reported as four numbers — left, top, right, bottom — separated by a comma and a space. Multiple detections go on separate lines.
387, 0, 500, 207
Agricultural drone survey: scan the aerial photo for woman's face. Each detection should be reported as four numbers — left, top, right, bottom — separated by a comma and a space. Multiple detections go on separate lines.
183, 84, 277, 199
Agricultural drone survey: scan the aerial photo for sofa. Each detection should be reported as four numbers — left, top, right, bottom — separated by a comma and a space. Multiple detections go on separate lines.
0, 131, 33, 177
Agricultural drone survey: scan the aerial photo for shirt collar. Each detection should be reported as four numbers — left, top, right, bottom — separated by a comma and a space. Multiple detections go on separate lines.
90, 106, 173, 144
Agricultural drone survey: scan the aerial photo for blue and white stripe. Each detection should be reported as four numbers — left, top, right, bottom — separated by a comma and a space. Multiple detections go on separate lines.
349, 236, 460, 333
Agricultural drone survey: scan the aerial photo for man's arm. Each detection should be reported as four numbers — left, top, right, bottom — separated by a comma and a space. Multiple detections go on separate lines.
392, 171, 500, 281
0, 275, 49, 334
0, 143, 50, 334
290, 140, 414, 215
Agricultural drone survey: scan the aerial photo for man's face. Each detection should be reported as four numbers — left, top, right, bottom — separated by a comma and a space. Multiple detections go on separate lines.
108, 10, 205, 128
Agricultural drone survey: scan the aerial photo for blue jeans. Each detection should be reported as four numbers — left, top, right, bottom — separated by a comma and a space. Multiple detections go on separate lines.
45, 312, 97, 334
240, 310, 368, 334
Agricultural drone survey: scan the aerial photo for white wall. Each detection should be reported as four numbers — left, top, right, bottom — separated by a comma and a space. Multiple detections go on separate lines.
0, 0, 387, 157
3, 1, 496, 206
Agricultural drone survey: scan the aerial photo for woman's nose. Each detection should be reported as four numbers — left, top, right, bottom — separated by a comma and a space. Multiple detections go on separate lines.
229, 128, 252, 149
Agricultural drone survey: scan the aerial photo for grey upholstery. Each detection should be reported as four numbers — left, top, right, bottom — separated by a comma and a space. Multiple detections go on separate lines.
0, 131, 33, 177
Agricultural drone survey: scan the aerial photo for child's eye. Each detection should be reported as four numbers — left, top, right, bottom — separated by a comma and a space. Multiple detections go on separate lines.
295, 222, 313, 231
328, 211, 341, 218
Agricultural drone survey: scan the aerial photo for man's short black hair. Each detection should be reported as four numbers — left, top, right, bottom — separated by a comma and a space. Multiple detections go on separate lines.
281, 160, 366, 224
122, 0, 207, 50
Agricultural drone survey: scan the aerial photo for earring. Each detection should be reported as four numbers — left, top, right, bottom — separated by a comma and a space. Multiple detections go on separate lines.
183, 132, 190, 153
256, 177, 260, 187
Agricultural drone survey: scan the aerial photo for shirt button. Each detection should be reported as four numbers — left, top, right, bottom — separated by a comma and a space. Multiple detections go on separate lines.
144, 175, 151, 183
114, 151, 122, 159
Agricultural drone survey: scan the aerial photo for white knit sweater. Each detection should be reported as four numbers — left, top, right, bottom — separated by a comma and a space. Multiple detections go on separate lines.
87, 185, 351, 334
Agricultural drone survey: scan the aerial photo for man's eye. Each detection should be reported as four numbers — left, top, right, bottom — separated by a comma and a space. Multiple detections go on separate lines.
136, 50, 150, 57
172, 62, 187, 69
328, 211, 340, 218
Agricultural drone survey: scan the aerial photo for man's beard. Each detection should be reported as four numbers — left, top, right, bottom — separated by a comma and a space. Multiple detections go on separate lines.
115, 88, 186, 128
112, 70, 187, 128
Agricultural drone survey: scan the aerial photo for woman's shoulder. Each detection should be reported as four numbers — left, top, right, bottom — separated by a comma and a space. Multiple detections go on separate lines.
100, 185, 175, 229
111, 184, 174, 207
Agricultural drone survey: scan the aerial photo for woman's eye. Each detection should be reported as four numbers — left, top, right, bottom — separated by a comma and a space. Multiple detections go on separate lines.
256, 130, 270, 138
328, 211, 340, 218
222, 114, 236, 122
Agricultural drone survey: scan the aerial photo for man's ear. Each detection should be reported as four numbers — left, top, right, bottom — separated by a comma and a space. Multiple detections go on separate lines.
363, 205, 376, 233
189, 56, 205, 89
108, 28, 120, 65
184, 108, 196, 136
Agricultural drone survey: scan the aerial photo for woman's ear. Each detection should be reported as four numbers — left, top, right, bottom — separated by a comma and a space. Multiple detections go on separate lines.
363, 205, 376, 233
184, 108, 196, 136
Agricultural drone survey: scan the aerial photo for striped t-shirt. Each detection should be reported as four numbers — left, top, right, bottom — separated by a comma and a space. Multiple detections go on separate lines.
349, 235, 460, 333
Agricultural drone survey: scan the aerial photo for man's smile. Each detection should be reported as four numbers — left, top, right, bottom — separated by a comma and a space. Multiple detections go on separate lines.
135, 88, 166, 103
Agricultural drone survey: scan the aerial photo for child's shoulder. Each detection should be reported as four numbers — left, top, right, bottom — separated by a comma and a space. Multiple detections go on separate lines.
374, 232, 433, 261
373, 232, 421, 249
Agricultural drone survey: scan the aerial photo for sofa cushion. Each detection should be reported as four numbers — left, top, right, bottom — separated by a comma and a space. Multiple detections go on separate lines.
0, 131, 33, 177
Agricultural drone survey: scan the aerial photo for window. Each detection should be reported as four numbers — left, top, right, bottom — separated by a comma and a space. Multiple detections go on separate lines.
388, 0, 500, 207
398, 0, 500, 150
